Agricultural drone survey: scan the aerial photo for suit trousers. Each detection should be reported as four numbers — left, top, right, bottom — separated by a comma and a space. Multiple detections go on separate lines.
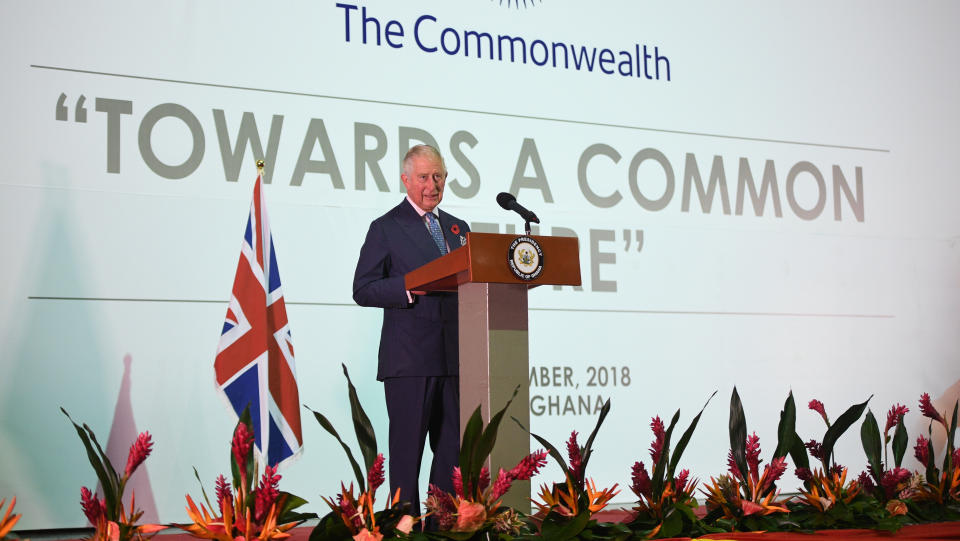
383, 375, 460, 516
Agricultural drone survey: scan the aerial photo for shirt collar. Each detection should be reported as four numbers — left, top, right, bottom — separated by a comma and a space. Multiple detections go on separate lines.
406, 195, 439, 219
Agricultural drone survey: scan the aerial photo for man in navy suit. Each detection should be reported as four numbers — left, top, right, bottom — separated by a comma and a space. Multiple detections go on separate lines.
353, 144, 470, 516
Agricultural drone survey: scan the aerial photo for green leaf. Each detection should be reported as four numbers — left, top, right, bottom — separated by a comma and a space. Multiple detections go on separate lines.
471, 386, 521, 496
728, 387, 748, 483
860, 410, 882, 485
458, 405, 485, 494
341, 364, 378, 474
307, 406, 366, 489
774, 392, 797, 459
514, 417, 571, 480
945, 400, 959, 472
788, 431, 810, 471
669, 391, 716, 478
540, 510, 591, 541
650, 409, 680, 500
309, 511, 352, 541
277, 491, 313, 522
192, 466, 214, 511
892, 414, 908, 468
822, 395, 871, 469
925, 422, 938, 484
579, 398, 611, 475
61, 408, 119, 518
660, 507, 683, 538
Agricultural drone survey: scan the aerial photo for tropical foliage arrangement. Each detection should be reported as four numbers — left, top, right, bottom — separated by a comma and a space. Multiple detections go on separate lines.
62, 408, 165, 541
44, 384, 959, 541
176, 409, 315, 541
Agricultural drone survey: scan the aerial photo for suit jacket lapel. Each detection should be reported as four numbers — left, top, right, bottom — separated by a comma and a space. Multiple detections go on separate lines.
394, 199, 443, 263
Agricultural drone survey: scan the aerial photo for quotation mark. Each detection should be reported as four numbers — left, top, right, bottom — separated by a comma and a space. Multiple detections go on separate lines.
623, 229, 643, 252
56, 93, 87, 123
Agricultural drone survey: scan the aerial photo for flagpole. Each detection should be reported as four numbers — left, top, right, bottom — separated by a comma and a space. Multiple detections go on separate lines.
256, 159, 265, 176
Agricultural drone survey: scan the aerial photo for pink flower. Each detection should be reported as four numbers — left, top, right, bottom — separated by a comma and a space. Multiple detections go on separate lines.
919, 393, 947, 428
490, 469, 512, 502
478, 466, 490, 493
509, 449, 548, 481
215, 474, 233, 513
452, 467, 464, 498
675, 469, 690, 493
367, 454, 385, 493
489, 450, 548, 501
741, 500, 765, 516
254, 465, 281, 523
761, 456, 788, 493
649, 416, 666, 464
880, 467, 911, 499
80, 486, 105, 525
857, 470, 875, 491
745, 432, 762, 480
338, 487, 363, 530
914, 436, 930, 466
231, 423, 255, 484
566, 432, 583, 483
884, 404, 909, 436
352, 527, 383, 541
631, 461, 651, 499
808, 399, 830, 425
726, 450, 742, 480
805, 439, 824, 461
124, 431, 153, 478
425, 484, 456, 530
454, 501, 487, 532
396, 515, 415, 534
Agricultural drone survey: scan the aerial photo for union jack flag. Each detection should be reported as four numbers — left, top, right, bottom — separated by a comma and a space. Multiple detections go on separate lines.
215, 174, 302, 467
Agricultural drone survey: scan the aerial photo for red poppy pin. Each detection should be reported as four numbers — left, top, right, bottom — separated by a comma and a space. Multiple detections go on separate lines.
450, 224, 460, 235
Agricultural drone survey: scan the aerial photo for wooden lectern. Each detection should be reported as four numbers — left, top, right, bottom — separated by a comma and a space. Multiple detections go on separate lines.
405, 232, 581, 511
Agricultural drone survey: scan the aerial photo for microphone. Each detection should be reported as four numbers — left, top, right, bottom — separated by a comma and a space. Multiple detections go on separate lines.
496, 192, 540, 224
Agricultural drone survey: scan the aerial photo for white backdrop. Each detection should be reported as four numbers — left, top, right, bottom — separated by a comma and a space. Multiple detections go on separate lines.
2, 0, 959, 530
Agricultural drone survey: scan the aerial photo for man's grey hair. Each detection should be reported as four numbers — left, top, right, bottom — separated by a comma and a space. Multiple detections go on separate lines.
402, 144, 446, 175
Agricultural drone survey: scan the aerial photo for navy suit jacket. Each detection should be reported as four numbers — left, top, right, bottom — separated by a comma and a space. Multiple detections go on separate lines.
353, 198, 471, 380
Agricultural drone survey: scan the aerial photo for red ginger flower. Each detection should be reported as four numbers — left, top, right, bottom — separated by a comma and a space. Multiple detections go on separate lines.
745, 432, 762, 480
761, 456, 788, 493
805, 439, 824, 461
880, 467, 911, 499
631, 461, 651, 499
795, 467, 813, 482
489, 450, 547, 501
124, 431, 153, 478
675, 469, 690, 493
914, 436, 930, 467
80, 486, 106, 525
452, 467, 464, 498
885, 404, 909, 436
231, 423, 255, 478
809, 399, 830, 425
478, 466, 490, 493
566, 431, 583, 483
919, 393, 947, 428
215, 474, 233, 512
726, 450, 742, 480
254, 465, 281, 523
426, 484, 456, 530
367, 453, 385, 493
857, 470, 875, 491
649, 416, 666, 464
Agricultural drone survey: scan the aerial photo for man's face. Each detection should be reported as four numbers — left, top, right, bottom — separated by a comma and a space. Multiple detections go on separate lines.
401, 154, 446, 213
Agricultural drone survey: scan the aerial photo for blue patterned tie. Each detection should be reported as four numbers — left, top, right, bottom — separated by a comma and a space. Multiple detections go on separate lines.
425, 212, 447, 255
